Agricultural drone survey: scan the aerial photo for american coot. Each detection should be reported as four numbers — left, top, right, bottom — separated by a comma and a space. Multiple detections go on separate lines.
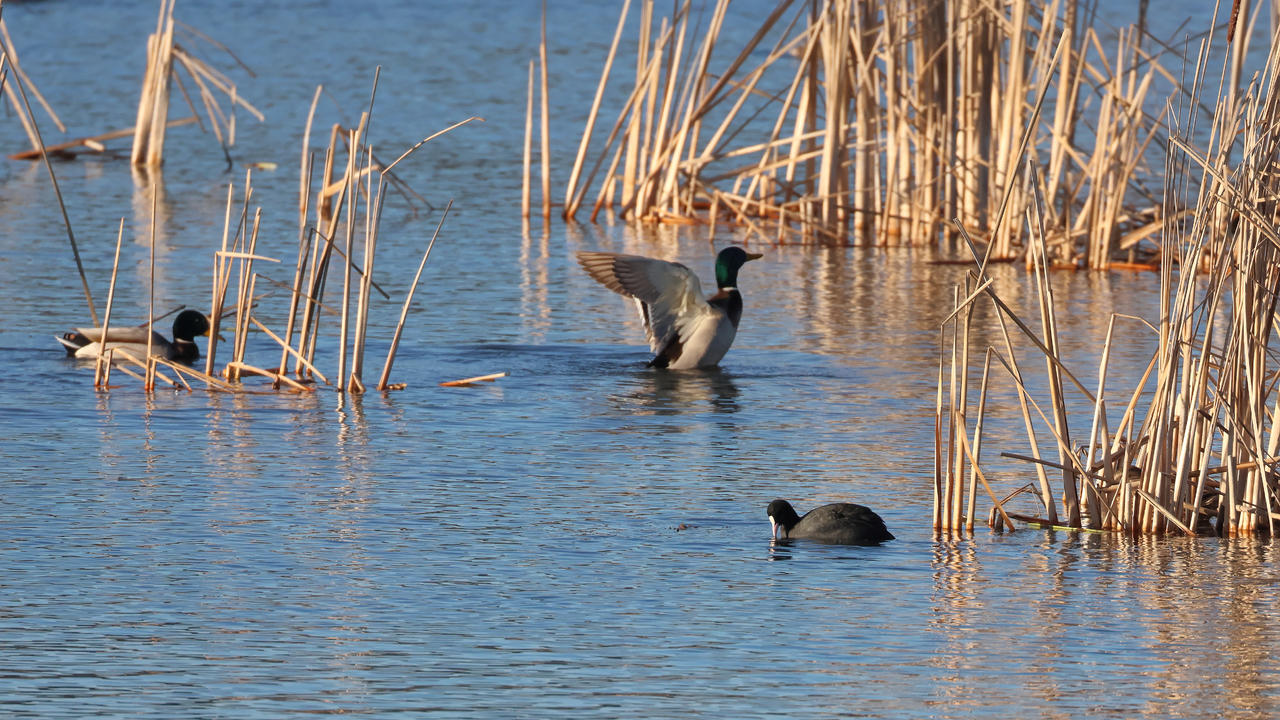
767, 499, 894, 545
57, 309, 211, 363
576, 246, 763, 369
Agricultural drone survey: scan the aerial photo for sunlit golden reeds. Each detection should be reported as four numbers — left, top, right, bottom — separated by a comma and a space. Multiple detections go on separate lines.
65, 69, 477, 394
936, 9, 1280, 537
563, 0, 1181, 263
131, 0, 262, 167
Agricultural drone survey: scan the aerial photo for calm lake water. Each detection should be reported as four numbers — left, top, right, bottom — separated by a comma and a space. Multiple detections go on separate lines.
2, 1, 1279, 718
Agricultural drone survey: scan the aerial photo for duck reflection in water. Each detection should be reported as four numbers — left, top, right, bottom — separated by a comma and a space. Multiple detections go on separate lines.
620, 367, 741, 415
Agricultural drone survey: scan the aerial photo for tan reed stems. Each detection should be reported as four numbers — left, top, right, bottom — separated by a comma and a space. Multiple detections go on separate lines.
94, 219, 127, 388
145, 186, 158, 391
205, 181, 237, 376
937, 18, 1280, 535
563, 0, 1176, 261
80, 77, 462, 394
130, 0, 261, 166
523, 61, 534, 220
539, 0, 552, 220
564, 0, 632, 220
378, 200, 451, 392
132, 0, 176, 166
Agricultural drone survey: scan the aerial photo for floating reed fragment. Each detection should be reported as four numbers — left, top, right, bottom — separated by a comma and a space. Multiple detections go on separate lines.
440, 372, 508, 388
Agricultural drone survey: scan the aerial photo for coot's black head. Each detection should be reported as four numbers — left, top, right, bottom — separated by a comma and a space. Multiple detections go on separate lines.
714, 246, 763, 289
767, 499, 801, 539
172, 310, 212, 342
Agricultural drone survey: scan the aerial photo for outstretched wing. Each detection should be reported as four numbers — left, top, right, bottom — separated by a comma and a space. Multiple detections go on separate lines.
576, 251, 711, 354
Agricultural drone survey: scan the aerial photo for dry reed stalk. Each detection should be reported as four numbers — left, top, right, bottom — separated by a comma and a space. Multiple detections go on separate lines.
564, 0, 632, 220
225, 205, 263, 379
111, 348, 177, 388
94, 219, 127, 388
440, 372, 507, 387
0, 17, 65, 150
205, 182, 235, 376
250, 316, 327, 386
378, 200, 452, 392
226, 361, 309, 391
523, 60, 534, 219
350, 165, 384, 393
336, 127, 360, 392
540, 0, 552, 220
145, 186, 158, 391
280, 144, 317, 381
129, 0, 261, 166
131, 0, 175, 166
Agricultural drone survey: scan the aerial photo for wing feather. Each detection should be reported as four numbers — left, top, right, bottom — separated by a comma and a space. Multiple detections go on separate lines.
576, 251, 711, 354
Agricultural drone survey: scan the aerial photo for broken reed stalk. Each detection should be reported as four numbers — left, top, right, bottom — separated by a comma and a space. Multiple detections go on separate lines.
132, 0, 175, 166
377, 199, 451, 391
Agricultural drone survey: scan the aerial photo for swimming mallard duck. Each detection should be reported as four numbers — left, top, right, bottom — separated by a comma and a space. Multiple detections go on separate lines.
576, 246, 762, 369
57, 309, 211, 363
767, 499, 895, 545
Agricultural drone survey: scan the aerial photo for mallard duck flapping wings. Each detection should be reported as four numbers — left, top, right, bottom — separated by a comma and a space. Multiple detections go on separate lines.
576, 246, 762, 369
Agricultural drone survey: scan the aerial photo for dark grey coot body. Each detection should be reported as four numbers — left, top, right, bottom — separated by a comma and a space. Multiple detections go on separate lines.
767, 499, 894, 545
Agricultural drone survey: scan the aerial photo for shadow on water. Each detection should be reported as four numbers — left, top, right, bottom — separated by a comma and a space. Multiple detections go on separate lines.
623, 367, 741, 416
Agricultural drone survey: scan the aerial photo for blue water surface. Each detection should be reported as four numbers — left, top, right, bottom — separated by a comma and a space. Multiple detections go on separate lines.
2, 1, 1279, 718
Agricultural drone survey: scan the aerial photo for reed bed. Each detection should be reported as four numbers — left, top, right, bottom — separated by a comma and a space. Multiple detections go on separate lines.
561, 0, 1193, 264
190, 104, 477, 394
80, 74, 477, 394
935, 9, 1280, 537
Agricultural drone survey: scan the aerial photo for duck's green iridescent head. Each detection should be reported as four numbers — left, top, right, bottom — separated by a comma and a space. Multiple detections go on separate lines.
172, 309, 211, 342
714, 246, 763, 289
